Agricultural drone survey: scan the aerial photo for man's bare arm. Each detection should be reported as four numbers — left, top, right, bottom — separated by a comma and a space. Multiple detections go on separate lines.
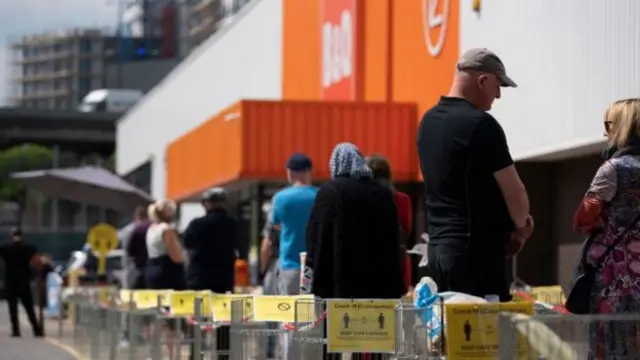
260, 237, 272, 274
494, 164, 530, 228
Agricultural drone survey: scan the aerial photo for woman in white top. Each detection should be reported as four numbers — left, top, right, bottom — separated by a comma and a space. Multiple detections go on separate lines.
144, 200, 185, 359
145, 200, 185, 290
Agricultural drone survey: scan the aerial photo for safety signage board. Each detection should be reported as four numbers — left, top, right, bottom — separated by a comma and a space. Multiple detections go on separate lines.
170, 291, 212, 316
129, 290, 170, 309
530, 285, 566, 305
445, 302, 534, 360
252, 295, 314, 323
326, 299, 397, 353
87, 223, 119, 255
211, 294, 254, 322
86, 223, 119, 275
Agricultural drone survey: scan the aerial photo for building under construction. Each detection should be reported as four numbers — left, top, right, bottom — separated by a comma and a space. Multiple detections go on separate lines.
8, 29, 109, 110
186, 0, 252, 53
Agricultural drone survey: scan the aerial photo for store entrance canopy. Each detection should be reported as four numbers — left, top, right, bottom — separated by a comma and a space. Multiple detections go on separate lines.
166, 100, 419, 202
11, 165, 152, 212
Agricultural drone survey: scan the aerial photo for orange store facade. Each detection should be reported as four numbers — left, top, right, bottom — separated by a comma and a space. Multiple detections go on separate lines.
117, 0, 640, 289
115, 0, 461, 281
162, 0, 460, 201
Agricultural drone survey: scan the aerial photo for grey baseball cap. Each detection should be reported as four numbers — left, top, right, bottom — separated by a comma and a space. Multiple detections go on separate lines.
457, 48, 517, 88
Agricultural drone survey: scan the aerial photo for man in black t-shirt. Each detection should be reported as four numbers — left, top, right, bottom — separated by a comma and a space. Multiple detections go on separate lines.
0, 228, 43, 337
417, 48, 533, 301
184, 188, 237, 360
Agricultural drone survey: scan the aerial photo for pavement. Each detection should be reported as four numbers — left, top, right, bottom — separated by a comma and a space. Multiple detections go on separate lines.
0, 301, 80, 360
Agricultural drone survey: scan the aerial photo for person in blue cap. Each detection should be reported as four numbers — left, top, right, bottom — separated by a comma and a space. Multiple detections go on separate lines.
271, 153, 319, 360
271, 153, 318, 296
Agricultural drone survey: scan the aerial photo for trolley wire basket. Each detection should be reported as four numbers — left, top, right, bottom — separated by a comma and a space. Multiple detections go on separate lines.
499, 312, 640, 359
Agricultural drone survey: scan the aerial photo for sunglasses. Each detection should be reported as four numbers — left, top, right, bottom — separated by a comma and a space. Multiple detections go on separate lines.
604, 121, 613, 133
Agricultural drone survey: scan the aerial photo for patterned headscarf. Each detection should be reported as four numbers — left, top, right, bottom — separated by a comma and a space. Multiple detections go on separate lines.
329, 142, 372, 179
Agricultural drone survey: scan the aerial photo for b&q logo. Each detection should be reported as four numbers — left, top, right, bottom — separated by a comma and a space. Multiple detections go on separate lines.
321, 0, 356, 100
422, 0, 450, 57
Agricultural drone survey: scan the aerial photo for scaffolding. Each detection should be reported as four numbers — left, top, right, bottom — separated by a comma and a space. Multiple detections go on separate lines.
7, 28, 111, 110
186, 0, 252, 53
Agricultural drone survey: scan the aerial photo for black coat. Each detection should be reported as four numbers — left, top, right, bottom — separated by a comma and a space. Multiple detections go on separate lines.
184, 208, 238, 293
306, 176, 405, 299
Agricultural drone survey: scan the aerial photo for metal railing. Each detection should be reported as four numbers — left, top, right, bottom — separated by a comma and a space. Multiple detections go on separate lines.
55, 287, 640, 360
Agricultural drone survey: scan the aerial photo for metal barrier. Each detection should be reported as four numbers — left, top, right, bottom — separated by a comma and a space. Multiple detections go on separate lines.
393, 301, 445, 359
60, 287, 640, 360
225, 297, 449, 360
499, 313, 640, 360
228, 296, 324, 359
60, 287, 164, 360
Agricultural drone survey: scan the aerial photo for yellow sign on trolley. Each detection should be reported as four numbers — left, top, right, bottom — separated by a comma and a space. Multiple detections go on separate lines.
445, 301, 534, 360
86, 223, 119, 276
170, 291, 212, 316
530, 285, 566, 305
211, 294, 254, 322
253, 295, 314, 323
130, 290, 170, 309
326, 299, 397, 353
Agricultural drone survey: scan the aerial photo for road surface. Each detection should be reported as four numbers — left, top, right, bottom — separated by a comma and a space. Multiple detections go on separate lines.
0, 301, 79, 360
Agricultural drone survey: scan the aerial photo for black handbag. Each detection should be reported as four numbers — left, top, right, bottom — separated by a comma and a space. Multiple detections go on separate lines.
565, 212, 640, 314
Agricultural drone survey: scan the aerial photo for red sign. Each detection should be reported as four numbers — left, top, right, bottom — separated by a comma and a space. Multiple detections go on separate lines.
321, 0, 358, 100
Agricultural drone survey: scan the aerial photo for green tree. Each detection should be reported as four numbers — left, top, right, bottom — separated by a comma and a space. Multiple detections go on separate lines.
106, 153, 115, 171
0, 144, 53, 201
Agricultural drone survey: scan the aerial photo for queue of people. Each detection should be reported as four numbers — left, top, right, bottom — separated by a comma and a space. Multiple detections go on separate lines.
292, 49, 640, 327
119, 189, 238, 360
0, 44, 632, 357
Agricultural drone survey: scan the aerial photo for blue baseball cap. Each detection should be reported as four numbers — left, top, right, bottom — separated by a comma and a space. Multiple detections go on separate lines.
286, 153, 313, 172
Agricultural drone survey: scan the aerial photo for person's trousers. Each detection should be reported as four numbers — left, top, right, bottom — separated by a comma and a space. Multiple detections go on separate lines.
187, 319, 230, 360
187, 282, 232, 360
427, 241, 511, 302
6, 286, 41, 336
278, 268, 301, 360
263, 260, 279, 358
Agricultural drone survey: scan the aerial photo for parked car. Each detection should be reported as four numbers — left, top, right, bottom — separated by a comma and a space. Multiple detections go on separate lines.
60, 249, 124, 287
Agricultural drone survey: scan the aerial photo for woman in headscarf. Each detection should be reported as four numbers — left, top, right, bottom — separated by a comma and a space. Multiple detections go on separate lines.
306, 143, 405, 299
306, 143, 404, 359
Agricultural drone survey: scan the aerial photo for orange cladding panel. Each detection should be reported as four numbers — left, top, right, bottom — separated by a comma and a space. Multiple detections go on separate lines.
392, 0, 459, 117
240, 100, 418, 181
165, 103, 243, 200
363, 0, 391, 102
282, 0, 321, 100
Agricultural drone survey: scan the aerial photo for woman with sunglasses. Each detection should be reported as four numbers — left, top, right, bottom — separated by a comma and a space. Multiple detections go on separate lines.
573, 98, 640, 358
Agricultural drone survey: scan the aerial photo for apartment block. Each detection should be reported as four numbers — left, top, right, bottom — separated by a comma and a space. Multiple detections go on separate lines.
8, 29, 109, 110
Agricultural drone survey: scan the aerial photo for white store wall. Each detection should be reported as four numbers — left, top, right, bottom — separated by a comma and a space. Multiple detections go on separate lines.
460, 0, 640, 160
116, 0, 283, 201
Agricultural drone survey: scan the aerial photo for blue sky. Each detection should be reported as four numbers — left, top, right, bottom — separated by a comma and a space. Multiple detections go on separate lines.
0, 0, 118, 105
